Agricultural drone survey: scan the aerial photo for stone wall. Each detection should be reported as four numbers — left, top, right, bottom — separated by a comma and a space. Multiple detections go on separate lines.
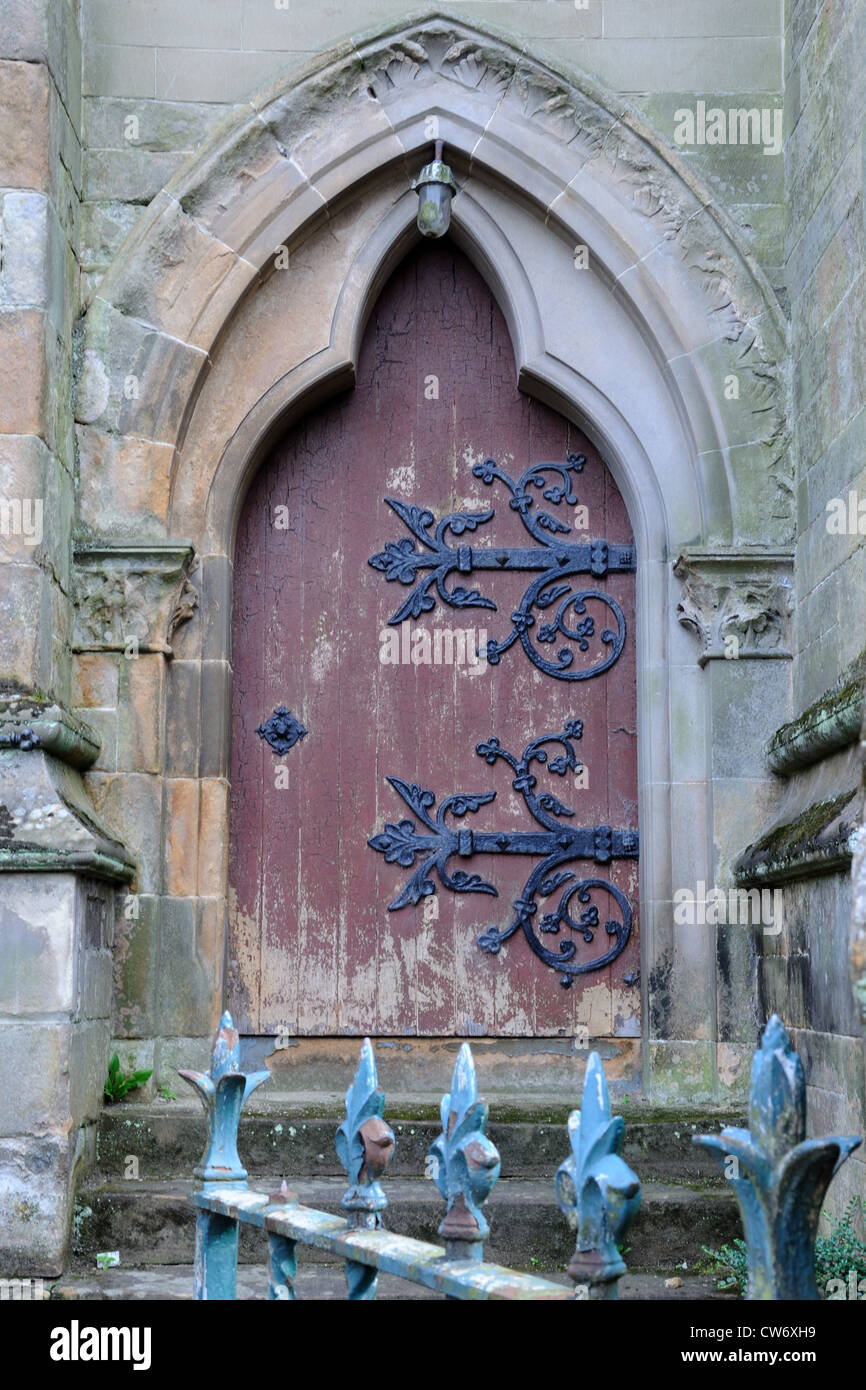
1, 0, 80, 704
787, 0, 866, 711
790, 0, 866, 1212
1, 0, 75, 1274
749, 0, 866, 1219
0, 875, 114, 1272
0, 0, 137, 1275
3, 0, 866, 1275
79, 1, 786, 304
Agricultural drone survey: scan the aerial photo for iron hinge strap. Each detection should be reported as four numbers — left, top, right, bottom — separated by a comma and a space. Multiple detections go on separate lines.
368, 725, 638, 986
368, 455, 634, 681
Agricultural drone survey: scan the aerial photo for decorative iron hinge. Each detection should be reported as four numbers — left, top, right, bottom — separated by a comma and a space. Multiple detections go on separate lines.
368, 724, 638, 987
256, 707, 307, 755
368, 455, 634, 680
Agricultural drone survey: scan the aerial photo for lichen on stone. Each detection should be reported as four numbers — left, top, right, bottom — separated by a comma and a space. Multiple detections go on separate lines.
767, 648, 866, 774
736, 788, 859, 885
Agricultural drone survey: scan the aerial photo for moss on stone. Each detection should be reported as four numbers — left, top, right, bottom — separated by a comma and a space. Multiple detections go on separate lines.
736, 788, 859, 886
750, 789, 857, 855
767, 648, 866, 773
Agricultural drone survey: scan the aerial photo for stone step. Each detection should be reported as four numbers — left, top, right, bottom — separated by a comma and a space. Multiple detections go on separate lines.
51, 1264, 735, 1302
217, 1036, 645, 1099
73, 1176, 741, 1275
97, 1100, 739, 1185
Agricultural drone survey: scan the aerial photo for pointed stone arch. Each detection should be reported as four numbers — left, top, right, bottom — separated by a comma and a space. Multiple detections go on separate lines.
75, 10, 790, 548
73, 11, 795, 1101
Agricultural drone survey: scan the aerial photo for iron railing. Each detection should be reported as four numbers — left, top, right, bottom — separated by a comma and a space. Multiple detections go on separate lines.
182, 1014, 860, 1301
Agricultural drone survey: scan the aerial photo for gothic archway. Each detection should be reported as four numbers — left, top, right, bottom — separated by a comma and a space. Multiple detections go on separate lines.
73, 11, 793, 1099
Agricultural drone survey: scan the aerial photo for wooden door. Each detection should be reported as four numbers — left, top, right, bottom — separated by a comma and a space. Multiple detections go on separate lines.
228, 241, 638, 1038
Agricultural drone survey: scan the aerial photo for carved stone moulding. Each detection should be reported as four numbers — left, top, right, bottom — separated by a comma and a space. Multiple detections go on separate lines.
0, 696, 134, 882
72, 541, 198, 659
0, 739, 135, 882
766, 648, 866, 775
81, 12, 792, 550
0, 697, 100, 770
734, 756, 860, 888
673, 548, 794, 666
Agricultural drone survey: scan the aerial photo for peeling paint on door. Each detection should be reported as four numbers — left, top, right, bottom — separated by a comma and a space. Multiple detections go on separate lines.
228, 241, 638, 1039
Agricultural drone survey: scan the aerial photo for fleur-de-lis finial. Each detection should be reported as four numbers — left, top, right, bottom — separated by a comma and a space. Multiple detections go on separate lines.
694, 1015, 861, 1300
555, 1052, 640, 1299
428, 1044, 501, 1260
336, 1038, 395, 1229
178, 1011, 270, 1184
334, 1039, 396, 1301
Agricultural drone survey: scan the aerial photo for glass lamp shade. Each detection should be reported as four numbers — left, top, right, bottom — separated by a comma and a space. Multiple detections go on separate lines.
416, 180, 453, 238
412, 154, 457, 239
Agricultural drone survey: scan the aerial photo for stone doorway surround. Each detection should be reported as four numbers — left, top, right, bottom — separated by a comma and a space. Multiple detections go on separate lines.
1, 11, 794, 1269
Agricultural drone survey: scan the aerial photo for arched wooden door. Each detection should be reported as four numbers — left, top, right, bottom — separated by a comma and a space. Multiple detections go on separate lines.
228, 241, 639, 1040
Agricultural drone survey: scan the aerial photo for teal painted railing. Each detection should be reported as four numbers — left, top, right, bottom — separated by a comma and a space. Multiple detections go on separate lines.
182, 1014, 638, 1301
182, 1013, 861, 1301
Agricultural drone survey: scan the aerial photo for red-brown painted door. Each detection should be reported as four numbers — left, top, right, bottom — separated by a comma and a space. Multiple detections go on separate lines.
228, 241, 638, 1038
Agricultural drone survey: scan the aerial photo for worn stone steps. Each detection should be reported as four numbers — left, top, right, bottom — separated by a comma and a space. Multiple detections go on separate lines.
80, 1097, 745, 1299
51, 1264, 735, 1302
73, 1175, 741, 1275
96, 1100, 739, 1186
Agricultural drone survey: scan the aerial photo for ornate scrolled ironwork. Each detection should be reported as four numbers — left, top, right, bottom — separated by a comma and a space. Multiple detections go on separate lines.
256, 706, 307, 755
368, 454, 634, 681
368, 724, 638, 986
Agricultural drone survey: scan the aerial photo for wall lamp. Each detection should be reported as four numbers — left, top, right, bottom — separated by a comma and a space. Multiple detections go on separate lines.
412, 140, 457, 238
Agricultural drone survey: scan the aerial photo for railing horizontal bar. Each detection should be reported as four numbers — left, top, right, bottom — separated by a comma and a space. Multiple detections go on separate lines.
192, 1188, 569, 1300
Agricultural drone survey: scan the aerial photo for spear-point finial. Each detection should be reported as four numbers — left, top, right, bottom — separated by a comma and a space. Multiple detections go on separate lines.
428, 1043, 501, 1260
336, 1038, 395, 1229
555, 1052, 640, 1299
694, 1015, 861, 1299
178, 1010, 270, 1184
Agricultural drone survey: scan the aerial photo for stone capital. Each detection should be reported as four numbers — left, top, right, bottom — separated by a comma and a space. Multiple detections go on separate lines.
72, 542, 198, 659
673, 549, 794, 665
